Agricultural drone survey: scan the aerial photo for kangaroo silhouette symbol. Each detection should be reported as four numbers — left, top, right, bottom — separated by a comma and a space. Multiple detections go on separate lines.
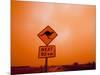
41, 31, 54, 39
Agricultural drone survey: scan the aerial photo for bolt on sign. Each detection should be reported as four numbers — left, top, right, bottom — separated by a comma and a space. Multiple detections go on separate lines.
38, 45, 56, 58
38, 26, 57, 45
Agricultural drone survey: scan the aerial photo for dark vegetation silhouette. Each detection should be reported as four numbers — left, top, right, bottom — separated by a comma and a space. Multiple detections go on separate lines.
11, 62, 96, 74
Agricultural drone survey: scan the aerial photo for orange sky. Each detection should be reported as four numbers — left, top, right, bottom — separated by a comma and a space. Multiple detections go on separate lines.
11, 1, 96, 67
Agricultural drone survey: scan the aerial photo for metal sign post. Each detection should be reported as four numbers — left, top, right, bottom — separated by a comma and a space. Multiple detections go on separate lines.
38, 26, 57, 72
45, 44, 48, 72
45, 57, 48, 72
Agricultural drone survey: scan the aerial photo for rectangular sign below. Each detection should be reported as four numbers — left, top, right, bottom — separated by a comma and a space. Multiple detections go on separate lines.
38, 45, 56, 58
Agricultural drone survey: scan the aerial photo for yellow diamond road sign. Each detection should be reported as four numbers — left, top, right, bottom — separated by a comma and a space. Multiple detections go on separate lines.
38, 26, 57, 45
